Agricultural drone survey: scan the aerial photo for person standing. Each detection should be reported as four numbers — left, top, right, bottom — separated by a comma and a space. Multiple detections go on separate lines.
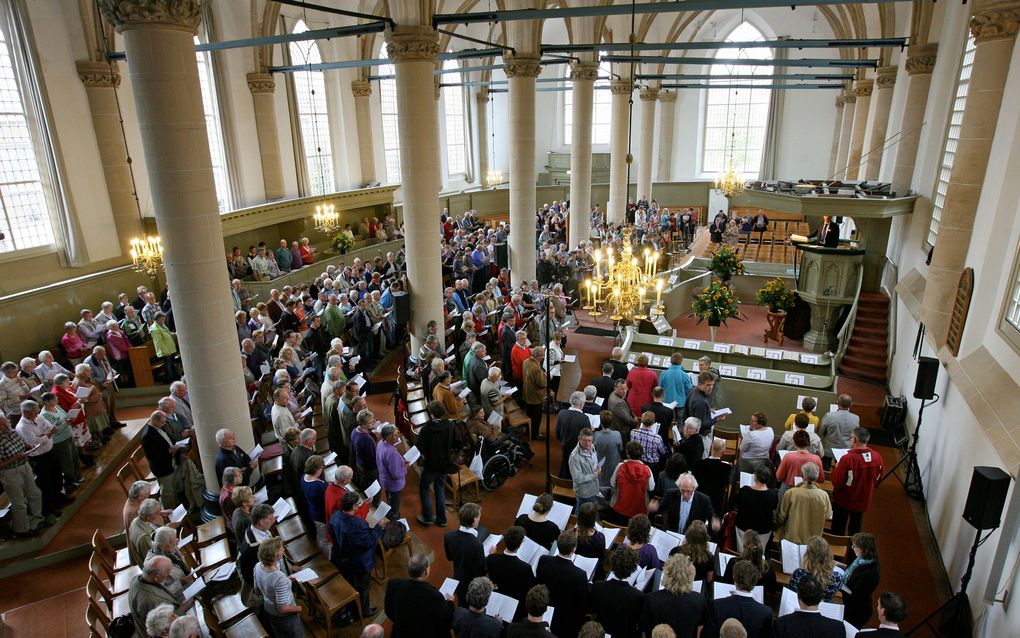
569, 428, 601, 513
522, 346, 548, 440
444, 503, 487, 606
0, 413, 44, 536
253, 537, 304, 637
856, 592, 908, 638
817, 394, 859, 469
384, 553, 455, 638
555, 392, 589, 478
17, 400, 67, 519
376, 425, 408, 520
453, 577, 504, 638
417, 402, 460, 527
830, 427, 884, 537
351, 409, 381, 506
328, 491, 383, 617
685, 371, 725, 457
658, 353, 694, 417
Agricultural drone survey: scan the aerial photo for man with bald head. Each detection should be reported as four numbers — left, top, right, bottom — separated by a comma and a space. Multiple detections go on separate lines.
129, 555, 194, 632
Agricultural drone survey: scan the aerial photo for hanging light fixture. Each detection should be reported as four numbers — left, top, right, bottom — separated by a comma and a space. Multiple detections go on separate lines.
313, 202, 341, 234
584, 226, 663, 324
714, 88, 745, 198
129, 236, 164, 277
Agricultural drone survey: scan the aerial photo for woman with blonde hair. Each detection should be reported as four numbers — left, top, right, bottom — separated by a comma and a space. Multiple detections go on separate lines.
639, 554, 711, 637
671, 520, 716, 582
789, 535, 844, 602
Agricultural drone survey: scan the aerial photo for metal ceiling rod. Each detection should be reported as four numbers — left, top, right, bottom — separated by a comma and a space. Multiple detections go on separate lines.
602, 54, 878, 67
544, 37, 907, 53
441, 77, 613, 87
433, 0, 902, 26
269, 48, 505, 73
367, 59, 570, 81
639, 72, 855, 80
659, 83, 845, 89
105, 22, 386, 61
437, 28, 516, 55
273, 0, 394, 26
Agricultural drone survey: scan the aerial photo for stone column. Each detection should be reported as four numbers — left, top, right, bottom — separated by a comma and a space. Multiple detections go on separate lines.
246, 72, 284, 200
835, 91, 856, 178
657, 91, 677, 181
505, 56, 541, 284
636, 87, 658, 202
607, 79, 632, 224
922, 0, 1020, 346
891, 44, 938, 195
862, 66, 898, 180
568, 61, 597, 249
476, 88, 490, 187
845, 79, 873, 180
76, 60, 143, 257
386, 26, 445, 352
828, 94, 845, 178
351, 80, 376, 186
97, 0, 254, 493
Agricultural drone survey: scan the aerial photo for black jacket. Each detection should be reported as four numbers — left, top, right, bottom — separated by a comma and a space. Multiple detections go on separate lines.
453, 608, 504, 638
590, 579, 645, 638
641, 402, 676, 431
140, 423, 179, 478
710, 593, 773, 638
505, 620, 555, 638
660, 489, 716, 533
591, 375, 616, 400
487, 553, 536, 621
604, 358, 630, 381
384, 578, 454, 638
445, 529, 487, 604
418, 419, 460, 474
843, 561, 881, 628
639, 590, 711, 638
774, 611, 844, 638
555, 409, 589, 451
536, 555, 590, 638
692, 457, 734, 515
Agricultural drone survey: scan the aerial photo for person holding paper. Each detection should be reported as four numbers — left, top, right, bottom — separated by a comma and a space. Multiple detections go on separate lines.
84, 346, 124, 429
777, 575, 845, 638
830, 427, 884, 537
385, 553, 455, 638
140, 410, 186, 510
271, 387, 302, 443
685, 371, 724, 458
536, 531, 591, 638
434, 371, 466, 420
73, 364, 111, 444
712, 560, 775, 638
329, 491, 384, 617
351, 409, 381, 506
128, 556, 194, 635
452, 576, 504, 637
608, 441, 657, 524
631, 412, 670, 472
774, 462, 831, 544
515, 493, 562, 550
783, 396, 821, 431
510, 330, 533, 387
573, 503, 607, 569
324, 465, 371, 523
641, 386, 677, 433
253, 538, 305, 637
0, 413, 45, 537
16, 400, 66, 518
590, 547, 645, 637
51, 373, 93, 459
0, 363, 32, 426
485, 526, 535, 620
777, 413, 823, 457
444, 503, 488, 606
568, 429, 602, 513
738, 412, 775, 474
589, 362, 618, 402
480, 367, 508, 420
817, 393, 859, 469
731, 468, 780, 553
638, 554, 711, 638
720, 531, 778, 593
522, 347, 548, 440
841, 533, 882, 628
39, 392, 84, 489
776, 431, 826, 491
626, 355, 659, 417
696, 357, 725, 410
607, 380, 638, 438
301, 455, 332, 554
145, 526, 196, 596
603, 347, 630, 381
416, 402, 462, 527
556, 392, 590, 478
35, 351, 73, 387
376, 424, 408, 520
506, 585, 556, 638
214, 428, 261, 490
671, 520, 716, 582
661, 472, 718, 535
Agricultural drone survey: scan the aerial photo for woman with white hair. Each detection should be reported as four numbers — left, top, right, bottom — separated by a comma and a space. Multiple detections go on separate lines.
145, 526, 196, 596
144, 604, 176, 638
35, 351, 71, 384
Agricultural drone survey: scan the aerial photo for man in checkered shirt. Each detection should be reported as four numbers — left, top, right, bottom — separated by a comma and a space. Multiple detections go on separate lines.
0, 413, 44, 537
629, 411, 669, 474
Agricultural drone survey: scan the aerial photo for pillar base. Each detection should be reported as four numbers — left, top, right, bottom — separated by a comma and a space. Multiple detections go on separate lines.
200, 489, 222, 523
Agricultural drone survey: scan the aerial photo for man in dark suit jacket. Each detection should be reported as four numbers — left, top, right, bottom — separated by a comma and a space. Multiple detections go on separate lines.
641, 386, 675, 432
289, 430, 317, 535
692, 439, 733, 516
384, 553, 454, 638
855, 592, 908, 637
444, 503, 487, 606
500, 318, 517, 384
603, 348, 630, 380
139, 411, 185, 508
590, 547, 645, 638
555, 393, 590, 478
535, 532, 590, 638
774, 574, 844, 638
660, 472, 716, 533
486, 526, 535, 622
452, 576, 505, 638
506, 585, 556, 638
590, 362, 617, 400
710, 560, 773, 638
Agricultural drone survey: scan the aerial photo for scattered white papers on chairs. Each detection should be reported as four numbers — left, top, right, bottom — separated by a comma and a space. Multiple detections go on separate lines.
292, 567, 319, 583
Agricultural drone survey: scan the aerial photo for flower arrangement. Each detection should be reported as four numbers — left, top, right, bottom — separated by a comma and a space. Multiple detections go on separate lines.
707, 245, 745, 281
331, 231, 354, 254
756, 278, 795, 313
691, 280, 743, 326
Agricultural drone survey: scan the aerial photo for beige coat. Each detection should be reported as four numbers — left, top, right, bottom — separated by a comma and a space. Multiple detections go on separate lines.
775, 482, 832, 544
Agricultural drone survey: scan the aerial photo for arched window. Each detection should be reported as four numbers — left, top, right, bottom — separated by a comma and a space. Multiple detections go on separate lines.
443, 59, 467, 176
0, 18, 53, 253
289, 21, 334, 195
195, 36, 232, 213
702, 22, 772, 175
379, 43, 400, 184
563, 56, 612, 145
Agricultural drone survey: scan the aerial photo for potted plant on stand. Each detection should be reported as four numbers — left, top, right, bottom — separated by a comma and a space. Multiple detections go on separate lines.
331, 230, 354, 255
691, 280, 743, 342
756, 277, 795, 345
707, 245, 745, 282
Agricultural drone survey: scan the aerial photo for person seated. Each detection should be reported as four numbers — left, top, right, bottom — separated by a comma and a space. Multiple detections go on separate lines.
669, 520, 716, 582
789, 535, 845, 602
60, 322, 92, 363
515, 493, 561, 550
128, 556, 194, 633
723, 219, 740, 245
784, 396, 820, 431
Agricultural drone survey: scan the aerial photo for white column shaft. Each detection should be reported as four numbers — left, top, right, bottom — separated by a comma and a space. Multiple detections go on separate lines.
568, 76, 594, 248
637, 92, 657, 201
508, 72, 537, 283
607, 84, 631, 224
657, 94, 677, 182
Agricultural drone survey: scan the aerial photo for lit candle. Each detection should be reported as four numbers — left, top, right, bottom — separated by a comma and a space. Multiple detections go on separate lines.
655, 278, 664, 308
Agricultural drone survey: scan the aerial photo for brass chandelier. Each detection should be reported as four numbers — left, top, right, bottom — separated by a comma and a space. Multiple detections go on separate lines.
130, 236, 163, 278
715, 157, 745, 198
313, 202, 341, 234
583, 226, 665, 324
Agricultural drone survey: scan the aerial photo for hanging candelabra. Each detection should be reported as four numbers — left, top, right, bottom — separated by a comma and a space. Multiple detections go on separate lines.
583, 226, 665, 324
130, 236, 163, 277
313, 202, 341, 234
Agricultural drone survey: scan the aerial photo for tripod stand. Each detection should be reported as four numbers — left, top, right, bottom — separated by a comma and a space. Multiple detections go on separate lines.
906, 525, 986, 636
876, 396, 928, 500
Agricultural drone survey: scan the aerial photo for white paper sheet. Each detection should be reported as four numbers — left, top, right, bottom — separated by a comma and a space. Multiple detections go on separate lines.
587, 413, 601, 429
368, 501, 391, 525
483, 534, 503, 555
800, 354, 821, 365
178, 534, 193, 549
248, 443, 264, 460
66, 408, 80, 420
485, 591, 519, 622
500, 386, 518, 396
182, 577, 206, 600
487, 411, 503, 426
658, 337, 673, 346
351, 374, 366, 387
781, 539, 806, 574
719, 365, 738, 377
364, 480, 381, 499
831, 448, 850, 464
594, 397, 604, 406
713, 582, 765, 604
74, 386, 91, 399
746, 368, 767, 380
739, 472, 754, 488
663, 401, 677, 410
292, 567, 318, 583
458, 388, 472, 399
253, 486, 268, 504
515, 493, 572, 530
683, 339, 701, 349
299, 407, 313, 419
779, 587, 844, 621
272, 498, 292, 520
173, 438, 190, 448
259, 364, 271, 375
439, 578, 459, 598
563, 354, 576, 363
403, 446, 421, 464
712, 343, 731, 354
169, 504, 187, 523
784, 373, 805, 386
322, 451, 337, 466
649, 528, 682, 561
711, 408, 732, 419
795, 395, 820, 410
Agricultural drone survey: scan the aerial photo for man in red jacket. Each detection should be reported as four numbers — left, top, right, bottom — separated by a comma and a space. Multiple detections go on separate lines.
830, 427, 884, 536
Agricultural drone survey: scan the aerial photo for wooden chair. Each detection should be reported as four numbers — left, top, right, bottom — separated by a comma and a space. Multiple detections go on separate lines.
274, 516, 307, 544
282, 535, 320, 565
822, 532, 853, 564
89, 552, 138, 597
223, 614, 269, 638
447, 466, 481, 504
714, 429, 741, 463
128, 446, 156, 481
550, 475, 576, 504
86, 573, 129, 619
198, 538, 233, 573
373, 531, 413, 583
114, 463, 136, 497
91, 530, 132, 573
196, 516, 229, 547
85, 580, 113, 638
304, 575, 364, 636
291, 553, 339, 588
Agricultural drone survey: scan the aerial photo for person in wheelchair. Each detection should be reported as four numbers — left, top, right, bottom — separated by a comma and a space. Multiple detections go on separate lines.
461, 407, 535, 491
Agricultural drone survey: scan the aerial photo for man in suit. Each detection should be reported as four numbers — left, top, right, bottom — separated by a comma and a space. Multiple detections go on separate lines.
466, 342, 489, 406
685, 371, 725, 457
711, 560, 773, 638
453, 577, 505, 637
536, 531, 590, 638
384, 553, 454, 638
444, 502, 488, 606
289, 428, 317, 536
607, 379, 637, 438
640, 386, 675, 432
603, 347, 630, 380
692, 438, 733, 516
522, 346, 548, 440
555, 391, 590, 478
589, 362, 617, 401
499, 313, 517, 384
814, 215, 841, 248
590, 547, 644, 638
506, 585, 556, 638
660, 472, 718, 534
856, 592, 908, 638
676, 418, 705, 469
486, 526, 535, 621
774, 574, 844, 638
139, 410, 185, 509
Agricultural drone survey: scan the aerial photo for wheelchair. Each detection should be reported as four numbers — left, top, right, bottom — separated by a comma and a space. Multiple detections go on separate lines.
475, 432, 533, 491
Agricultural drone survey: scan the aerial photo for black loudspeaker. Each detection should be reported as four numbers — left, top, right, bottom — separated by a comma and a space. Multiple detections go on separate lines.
913, 356, 939, 400
494, 243, 508, 269
963, 466, 1012, 530
879, 395, 909, 447
392, 291, 410, 324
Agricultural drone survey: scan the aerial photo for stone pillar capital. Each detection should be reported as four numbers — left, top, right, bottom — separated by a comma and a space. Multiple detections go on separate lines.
76, 59, 120, 88
609, 79, 633, 95
854, 79, 874, 97
351, 80, 372, 98
434, 77, 442, 100
835, 94, 845, 108
504, 56, 542, 78
905, 43, 939, 75
658, 90, 677, 103
639, 87, 659, 102
569, 61, 599, 82
970, 0, 1020, 43
843, 91, 857, 104
384, 25, 440, 61
246, 72, 275, 94
875, 66, 898, 88
476, 88, 490, 104
96, 0, 201, 33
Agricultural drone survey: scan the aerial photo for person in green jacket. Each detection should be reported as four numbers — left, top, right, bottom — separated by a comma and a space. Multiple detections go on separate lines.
149, 313, 178, 381
322, 295, 346, 337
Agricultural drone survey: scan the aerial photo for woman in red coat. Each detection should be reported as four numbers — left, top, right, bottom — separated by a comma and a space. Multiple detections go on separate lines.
626, 354, 659, 416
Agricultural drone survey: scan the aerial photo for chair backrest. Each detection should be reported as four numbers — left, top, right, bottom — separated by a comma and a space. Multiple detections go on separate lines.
822, 532, 852, 563
88, 554, 115, 595
91, 530, 116, 571
115, 463, 136, 496
550, 475, 573, 489
128, 446, 148, 476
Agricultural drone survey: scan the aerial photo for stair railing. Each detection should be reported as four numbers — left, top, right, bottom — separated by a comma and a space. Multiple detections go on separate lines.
833, 264, 866, 371
881, 257, 898, 375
